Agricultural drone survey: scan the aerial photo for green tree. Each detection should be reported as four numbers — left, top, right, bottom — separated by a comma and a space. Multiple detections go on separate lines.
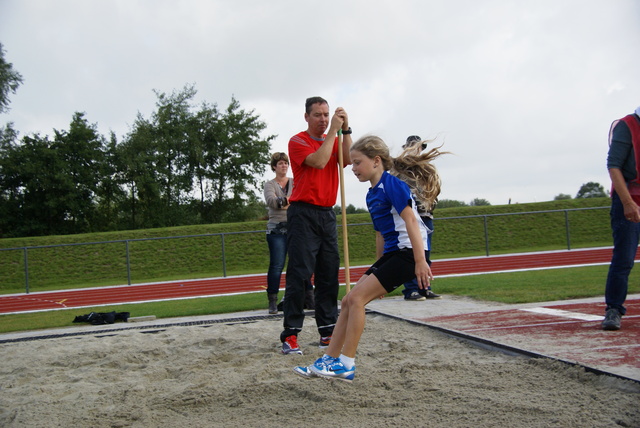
0, 121, 18, 149
437, 199, 468, 208
152, 86, 197, 213
119, 113, 164, 228
470, 198, 491, 206
334, 204, 365, 215
576, 182, 607, 199
0, 82, 276, 235
0, 114, 110, 237
52, 112, 107, 233
0, 133, 67, 236
119, 85, 203, 228
196, 96, 273, 223
93, 132, 127, 231
119, 86, 274, 227
0, 43, 23, 114
346, 204, 367, 214
0, 124, 24, 236
191, 101, 222, 220
554, 193, 572, 200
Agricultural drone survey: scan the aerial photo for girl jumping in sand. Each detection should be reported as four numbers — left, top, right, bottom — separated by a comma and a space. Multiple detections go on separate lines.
294, 134, 446, 382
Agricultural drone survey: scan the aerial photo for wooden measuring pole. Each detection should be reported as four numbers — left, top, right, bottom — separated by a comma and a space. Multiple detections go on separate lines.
337, 129, 351, 292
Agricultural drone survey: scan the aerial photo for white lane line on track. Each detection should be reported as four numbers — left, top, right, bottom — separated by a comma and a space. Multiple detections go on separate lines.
520, 307, 603, 322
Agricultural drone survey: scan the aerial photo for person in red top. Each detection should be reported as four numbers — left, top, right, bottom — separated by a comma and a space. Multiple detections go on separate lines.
280, 96, 352, 355
601, 106, 640, 330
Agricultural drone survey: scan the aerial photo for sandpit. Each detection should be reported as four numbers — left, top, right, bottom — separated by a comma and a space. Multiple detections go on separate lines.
1, 313, 638, 427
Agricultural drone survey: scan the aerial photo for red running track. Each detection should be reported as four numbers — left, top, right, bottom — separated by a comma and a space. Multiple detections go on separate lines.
1, 247, 638, 315
413, 297, 640, 381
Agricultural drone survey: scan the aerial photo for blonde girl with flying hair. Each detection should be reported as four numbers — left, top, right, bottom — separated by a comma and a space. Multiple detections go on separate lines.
294, 134, 447, 382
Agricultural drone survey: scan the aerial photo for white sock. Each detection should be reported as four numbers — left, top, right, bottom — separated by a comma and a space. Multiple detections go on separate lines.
339, 354, 355, 369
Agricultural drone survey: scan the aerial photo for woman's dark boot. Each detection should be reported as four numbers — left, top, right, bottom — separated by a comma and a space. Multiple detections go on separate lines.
268, 293, 278, 314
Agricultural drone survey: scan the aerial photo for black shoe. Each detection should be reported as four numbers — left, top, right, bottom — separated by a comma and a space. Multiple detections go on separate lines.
418, 289, 442, 299
601, 308, 621, 331
424, 290, 441, 299
404, 292, 426, 301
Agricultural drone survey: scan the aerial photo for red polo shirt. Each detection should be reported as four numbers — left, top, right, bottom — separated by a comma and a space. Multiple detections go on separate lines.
288, 131, 343, 207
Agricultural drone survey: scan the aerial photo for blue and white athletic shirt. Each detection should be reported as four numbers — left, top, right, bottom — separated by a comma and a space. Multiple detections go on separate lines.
366, 171, 431, 254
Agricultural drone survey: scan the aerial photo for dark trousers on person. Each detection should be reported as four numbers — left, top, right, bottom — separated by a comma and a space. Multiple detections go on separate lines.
605, 192, 640, 315
281, 202, 339, 341
266, 232, 287, 295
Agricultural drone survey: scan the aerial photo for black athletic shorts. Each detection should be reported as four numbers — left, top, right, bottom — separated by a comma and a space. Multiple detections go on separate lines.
364, 249, 430, 293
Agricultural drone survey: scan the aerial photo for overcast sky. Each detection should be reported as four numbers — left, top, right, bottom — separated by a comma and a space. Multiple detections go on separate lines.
1, 0, 639, 209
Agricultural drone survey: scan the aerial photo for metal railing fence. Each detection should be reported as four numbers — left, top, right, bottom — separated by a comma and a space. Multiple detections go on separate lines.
0, 206, 610, 294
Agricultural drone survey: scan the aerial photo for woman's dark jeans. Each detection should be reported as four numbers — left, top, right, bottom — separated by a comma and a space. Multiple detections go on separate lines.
266, 232, 287, 294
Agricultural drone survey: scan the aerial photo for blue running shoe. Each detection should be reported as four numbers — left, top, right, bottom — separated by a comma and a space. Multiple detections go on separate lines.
314, 354, 337, 367
309, 357, 355, 383
293, 354, 335, 379
292, 365, 317, 378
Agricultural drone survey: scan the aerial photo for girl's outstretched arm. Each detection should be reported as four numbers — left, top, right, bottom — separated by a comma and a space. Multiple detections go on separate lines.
399, 206, 433, 289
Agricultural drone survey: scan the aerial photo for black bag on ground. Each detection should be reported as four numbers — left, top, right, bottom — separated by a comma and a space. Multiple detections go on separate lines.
73, 311, 130, 325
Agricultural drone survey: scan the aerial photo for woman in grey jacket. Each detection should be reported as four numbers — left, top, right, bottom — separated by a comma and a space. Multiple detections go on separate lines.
264, 153, 294, 314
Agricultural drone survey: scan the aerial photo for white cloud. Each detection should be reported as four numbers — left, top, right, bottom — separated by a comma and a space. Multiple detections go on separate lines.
1, 0, 639, 209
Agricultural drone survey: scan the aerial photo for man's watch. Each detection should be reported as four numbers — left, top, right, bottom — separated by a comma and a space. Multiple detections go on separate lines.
342, 127, 352, 135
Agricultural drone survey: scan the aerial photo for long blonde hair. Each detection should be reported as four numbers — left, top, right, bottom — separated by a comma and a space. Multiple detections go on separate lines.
351, 135, 448, 211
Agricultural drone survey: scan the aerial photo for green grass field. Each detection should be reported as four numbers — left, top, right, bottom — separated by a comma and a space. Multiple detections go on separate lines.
0, 196, 636, 334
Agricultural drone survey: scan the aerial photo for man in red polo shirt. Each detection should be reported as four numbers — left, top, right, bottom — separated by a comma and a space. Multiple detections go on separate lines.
280, 96, 352, 354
